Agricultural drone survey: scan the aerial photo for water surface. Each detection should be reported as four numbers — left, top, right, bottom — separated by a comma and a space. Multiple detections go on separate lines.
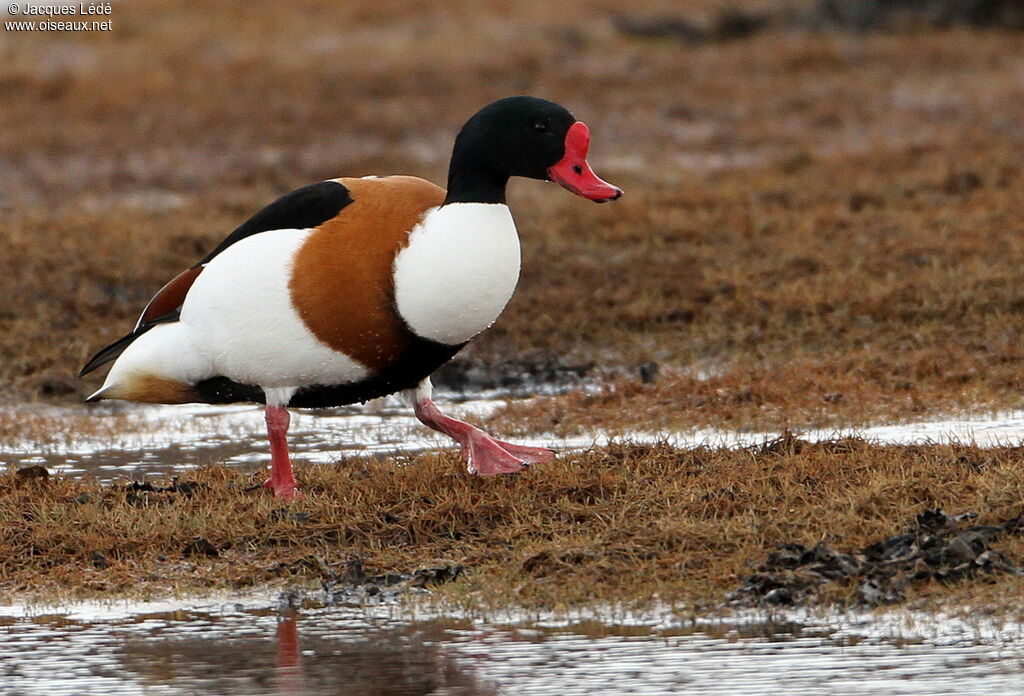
4, 400, 1024, 482
3, 596, 1023, 695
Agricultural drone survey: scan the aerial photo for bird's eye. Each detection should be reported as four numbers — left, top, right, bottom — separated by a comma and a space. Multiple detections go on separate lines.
534, 122, 547, 132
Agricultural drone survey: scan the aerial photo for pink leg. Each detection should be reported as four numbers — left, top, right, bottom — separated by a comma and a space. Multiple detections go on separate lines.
263, 405, 303, 501
413, 397, 555, 475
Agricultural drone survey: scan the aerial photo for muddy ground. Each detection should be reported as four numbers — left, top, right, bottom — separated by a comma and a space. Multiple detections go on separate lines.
4, 1, 1024, 608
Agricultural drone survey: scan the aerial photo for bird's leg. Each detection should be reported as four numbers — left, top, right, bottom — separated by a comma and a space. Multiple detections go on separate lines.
408, 379, 555, 475
263, 404, 303, 501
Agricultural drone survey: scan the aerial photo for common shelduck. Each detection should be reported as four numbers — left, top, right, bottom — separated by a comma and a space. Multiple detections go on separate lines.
80, 96, 622, 500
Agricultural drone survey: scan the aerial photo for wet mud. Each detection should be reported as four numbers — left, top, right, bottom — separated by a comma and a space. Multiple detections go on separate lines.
730, 509, 1024, 608
271, 557, 465, 607
431, 354, 594, 398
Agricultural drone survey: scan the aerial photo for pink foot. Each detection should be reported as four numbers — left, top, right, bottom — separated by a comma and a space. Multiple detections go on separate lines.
413, 397, 555, 475
488, 438, 557, 465
263, 477, 305, 501
459, 430, 555, 475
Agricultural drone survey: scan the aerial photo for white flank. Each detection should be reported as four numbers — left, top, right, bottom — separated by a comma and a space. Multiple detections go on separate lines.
393, 203, 521, 345
98, 229, 369, 398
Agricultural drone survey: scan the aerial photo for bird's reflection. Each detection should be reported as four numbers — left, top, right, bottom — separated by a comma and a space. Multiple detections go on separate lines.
117, 607, 497, 695
275, 611, 303, 695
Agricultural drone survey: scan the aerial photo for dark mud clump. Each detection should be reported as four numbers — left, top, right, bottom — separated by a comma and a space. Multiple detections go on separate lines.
613, 9, 769, 45
431, 354, 593, 398
15, 465, 50, 481
125, 479, 203, 495
124, 478, 205, 507
324, 559, 464, 606
801, 0, 1024, 32
182, 537, 220, 558
271, 556, 465, 606
729, 509, 1024, 608
615, 0, 1024, 45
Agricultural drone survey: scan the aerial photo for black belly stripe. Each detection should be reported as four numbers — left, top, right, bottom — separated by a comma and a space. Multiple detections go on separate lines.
193, 338, 463, 408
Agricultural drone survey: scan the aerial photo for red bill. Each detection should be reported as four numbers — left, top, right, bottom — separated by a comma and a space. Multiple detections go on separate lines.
547, 121, 623, 203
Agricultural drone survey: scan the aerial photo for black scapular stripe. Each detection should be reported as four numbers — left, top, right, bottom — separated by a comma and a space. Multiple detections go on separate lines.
196, 180, 353, 265
79, 180, 354, 378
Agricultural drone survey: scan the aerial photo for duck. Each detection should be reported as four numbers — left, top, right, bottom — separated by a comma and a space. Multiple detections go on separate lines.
79, 96, 623, 501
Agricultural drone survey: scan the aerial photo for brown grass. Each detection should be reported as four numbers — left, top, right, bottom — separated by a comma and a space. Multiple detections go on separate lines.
4, 1, 1024, 432
2, 441, 1023, 609
6, 1, 1024, 612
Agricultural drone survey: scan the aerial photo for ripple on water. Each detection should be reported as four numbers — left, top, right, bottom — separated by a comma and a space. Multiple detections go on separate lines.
1, 598, 1022, 695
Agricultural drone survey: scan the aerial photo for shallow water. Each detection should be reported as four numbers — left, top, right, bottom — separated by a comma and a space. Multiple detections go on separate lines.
2, 595, 1022, 695
0, 398, 508, 481
3, 399, 1024, 482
